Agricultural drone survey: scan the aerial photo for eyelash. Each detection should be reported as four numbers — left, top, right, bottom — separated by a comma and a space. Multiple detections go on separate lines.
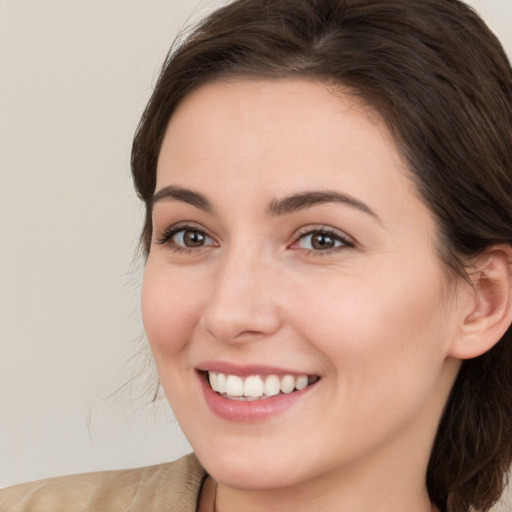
290, 226, 354, 254
156, 224, 354, 255
156, 224, 215, 253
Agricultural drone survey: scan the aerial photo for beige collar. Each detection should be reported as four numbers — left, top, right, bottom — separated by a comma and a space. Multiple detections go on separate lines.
197, 475, 217, 512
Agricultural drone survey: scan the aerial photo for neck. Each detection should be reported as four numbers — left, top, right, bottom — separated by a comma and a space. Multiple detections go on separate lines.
213, 483, 435, 512
212, 455, 435, 512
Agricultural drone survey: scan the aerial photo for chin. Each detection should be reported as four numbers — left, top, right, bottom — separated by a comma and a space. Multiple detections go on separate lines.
192, 438, 310, 490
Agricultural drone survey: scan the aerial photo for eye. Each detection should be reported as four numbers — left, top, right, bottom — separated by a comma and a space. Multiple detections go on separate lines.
292, 227, 354, 252
157, 225, 216, 251
173, 229, 211, 248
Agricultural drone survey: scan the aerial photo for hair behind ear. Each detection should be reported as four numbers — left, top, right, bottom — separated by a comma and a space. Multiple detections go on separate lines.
428, 331, 512, 512
428, 244, 512, 512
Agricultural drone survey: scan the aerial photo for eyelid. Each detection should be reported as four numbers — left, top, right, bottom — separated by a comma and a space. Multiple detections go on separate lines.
155, 222, 217, 248
289, 225, 355, 251
154, 221, 353, 255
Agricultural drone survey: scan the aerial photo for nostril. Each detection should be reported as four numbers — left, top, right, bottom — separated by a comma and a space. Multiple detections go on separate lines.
235, 330, 267, 339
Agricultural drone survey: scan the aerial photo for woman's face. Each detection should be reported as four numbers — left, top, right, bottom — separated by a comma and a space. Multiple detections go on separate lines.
142, 79, 464, 492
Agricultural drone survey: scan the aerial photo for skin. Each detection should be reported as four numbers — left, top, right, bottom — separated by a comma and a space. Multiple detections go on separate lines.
141, 79, 471, 512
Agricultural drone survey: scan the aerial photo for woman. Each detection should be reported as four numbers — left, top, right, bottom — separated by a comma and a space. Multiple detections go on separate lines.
2, 0, 511, 511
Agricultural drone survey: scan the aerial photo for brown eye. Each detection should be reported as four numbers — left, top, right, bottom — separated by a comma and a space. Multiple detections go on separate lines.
182, 230, 205, 247
172, 228, 214, 248
310, 233, 337, 250
296, 229, 349, 251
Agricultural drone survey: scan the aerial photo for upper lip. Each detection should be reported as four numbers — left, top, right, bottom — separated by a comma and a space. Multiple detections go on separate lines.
196, 361, 318, 377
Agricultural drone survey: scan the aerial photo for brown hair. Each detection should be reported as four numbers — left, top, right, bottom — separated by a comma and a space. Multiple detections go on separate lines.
131, 1, 512, 510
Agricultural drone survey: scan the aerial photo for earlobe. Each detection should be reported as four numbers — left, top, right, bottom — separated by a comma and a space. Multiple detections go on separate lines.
450, 244, 512, 360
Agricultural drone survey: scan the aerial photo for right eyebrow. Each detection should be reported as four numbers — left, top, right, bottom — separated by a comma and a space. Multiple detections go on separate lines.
151, 185, 213, 212
267, 190, 381, 223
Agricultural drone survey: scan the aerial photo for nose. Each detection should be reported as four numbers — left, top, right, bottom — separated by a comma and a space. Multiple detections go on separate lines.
199, 248, 282, 344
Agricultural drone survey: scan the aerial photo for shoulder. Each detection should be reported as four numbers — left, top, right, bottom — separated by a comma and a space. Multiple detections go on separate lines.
0, 453, 205, 512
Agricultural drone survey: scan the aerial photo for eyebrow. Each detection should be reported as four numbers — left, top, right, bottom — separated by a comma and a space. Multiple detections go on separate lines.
267, 190, 381, 222
152, 186, 380, 222
152, 185, 213, 212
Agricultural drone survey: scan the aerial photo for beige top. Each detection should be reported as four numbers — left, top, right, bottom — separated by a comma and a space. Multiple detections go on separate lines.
0, 454, 206, 512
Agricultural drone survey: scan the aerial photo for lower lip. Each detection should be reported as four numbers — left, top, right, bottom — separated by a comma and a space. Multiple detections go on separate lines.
198, 372, 317, 422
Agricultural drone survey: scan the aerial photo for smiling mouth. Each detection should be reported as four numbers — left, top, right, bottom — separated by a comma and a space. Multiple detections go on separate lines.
206, 371, 320, 401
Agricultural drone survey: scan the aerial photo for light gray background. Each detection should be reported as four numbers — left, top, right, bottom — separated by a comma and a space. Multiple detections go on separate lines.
1, 1, 511, 508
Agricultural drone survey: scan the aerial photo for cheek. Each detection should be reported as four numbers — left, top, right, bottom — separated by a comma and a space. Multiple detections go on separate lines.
141, 260, 205, 361
292, 263, 450, 384
293, 268, 453, 442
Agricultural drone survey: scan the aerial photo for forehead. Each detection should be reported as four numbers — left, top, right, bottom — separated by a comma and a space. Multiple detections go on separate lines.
160, 79, 394, 165
156, 79, 424, 224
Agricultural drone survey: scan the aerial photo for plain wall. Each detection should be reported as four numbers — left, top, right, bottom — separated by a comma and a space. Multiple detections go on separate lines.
1, 0, 511, 508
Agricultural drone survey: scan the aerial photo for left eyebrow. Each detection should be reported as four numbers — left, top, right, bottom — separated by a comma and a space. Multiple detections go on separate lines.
152, 185, 213, 212
267, 190, 381, 222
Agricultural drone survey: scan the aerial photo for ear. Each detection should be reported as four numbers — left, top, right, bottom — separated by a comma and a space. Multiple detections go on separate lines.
449, 244, 512, 360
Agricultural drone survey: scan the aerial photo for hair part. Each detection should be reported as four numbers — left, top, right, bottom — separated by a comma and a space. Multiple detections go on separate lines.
131, 1, 512, 510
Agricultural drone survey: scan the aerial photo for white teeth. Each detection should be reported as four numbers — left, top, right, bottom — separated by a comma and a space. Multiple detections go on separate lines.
295, 375, 308, 390
264, 375, 281, 397
209, 372, 219, 392
207, 372, 315, 400
217, 372, 227, 394
244, 375, 264, 398
295, 375, 308, 391
280, 375, 295, 394
225, 375, 244, 397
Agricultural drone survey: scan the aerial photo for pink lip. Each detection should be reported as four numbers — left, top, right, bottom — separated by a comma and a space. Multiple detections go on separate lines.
196, 366, 319, 423
196, 360, 313, 377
